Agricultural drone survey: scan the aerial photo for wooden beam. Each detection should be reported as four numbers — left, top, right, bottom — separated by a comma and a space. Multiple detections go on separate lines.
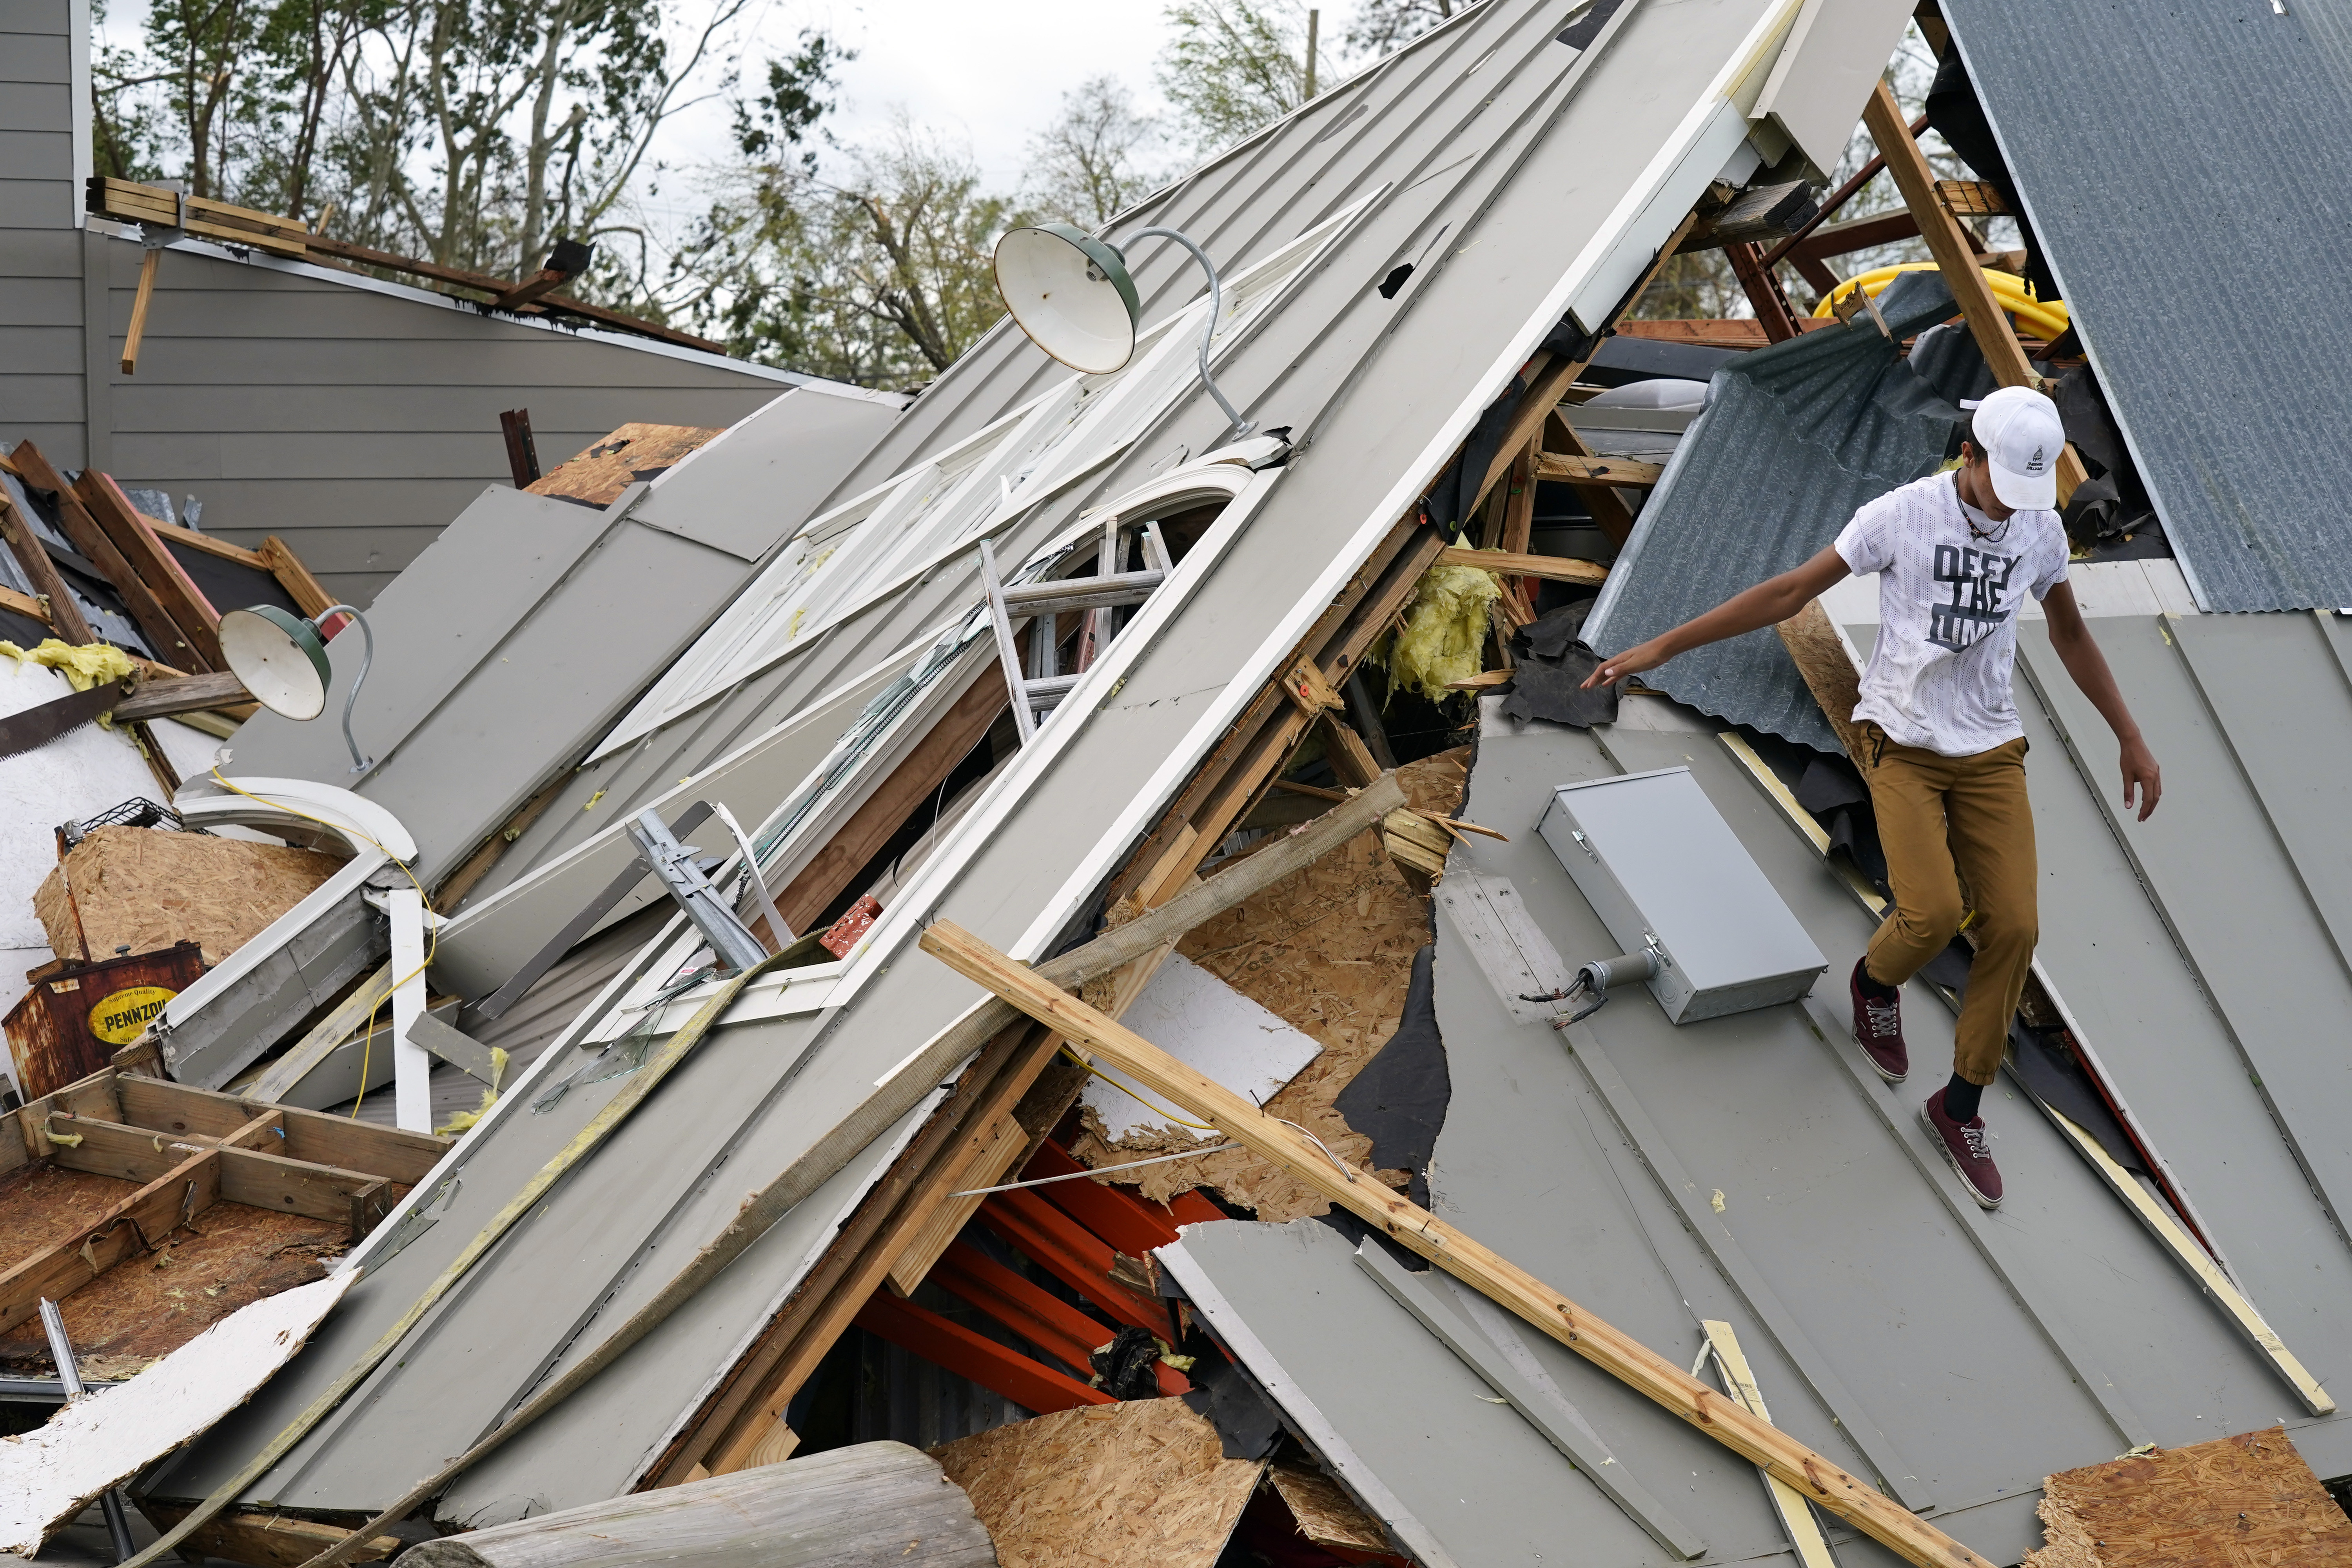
1541, 412, 1641, 547
0, 492, 96, 645
1727, 241, 1803, 343
1862, 81, 2085, 502
45, 1115, 397, 1234
1531, 452, 1661, 489
1470, 209, 1700, 519
855, 1284, 1114, 1416
1679, 181, 1816, 253
1318, 714, 1382, 790
490, 269, 570, 312
0, 1147, 221, 1332
1759, 112, 1932, 272
256, 537, 333, 619
146, 516, 269, 569
110, 1069, 448, 1185
887, 1109, 1026, 1295
9, 442, 209, 668
1787, 210, 1920, 265
121, 248, 162, 375
136, 1504, 403, 1568
917, 922, 2000, 1568
109, 669, 251, 722
768, 665, 1007, 942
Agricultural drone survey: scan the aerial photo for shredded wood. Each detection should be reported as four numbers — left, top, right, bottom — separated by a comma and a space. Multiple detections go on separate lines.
931, 1398, 1262, 1568
2024, 1425, 2352, 1568
1072, 749, 1468, 1221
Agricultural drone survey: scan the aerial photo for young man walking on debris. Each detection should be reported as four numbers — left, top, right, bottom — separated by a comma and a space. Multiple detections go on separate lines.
1584, 385, 2160, 1207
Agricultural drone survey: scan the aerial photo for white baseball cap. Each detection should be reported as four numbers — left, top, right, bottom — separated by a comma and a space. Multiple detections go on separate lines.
1969, 384, 2064, 510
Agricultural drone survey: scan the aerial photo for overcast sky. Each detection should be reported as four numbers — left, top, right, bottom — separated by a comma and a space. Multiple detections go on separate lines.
659, 0, 1185, 193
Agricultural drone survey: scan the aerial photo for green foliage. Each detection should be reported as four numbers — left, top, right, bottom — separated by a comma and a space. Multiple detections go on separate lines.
1156, 0, 1309, 152
1343, 0, 1452, 57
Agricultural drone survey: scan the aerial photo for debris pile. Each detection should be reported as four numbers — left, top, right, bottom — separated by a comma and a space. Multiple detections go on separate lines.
4, 5, 2351, 1568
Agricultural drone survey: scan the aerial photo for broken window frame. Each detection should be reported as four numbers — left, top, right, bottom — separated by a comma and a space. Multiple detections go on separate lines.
590, 193, 1384, 762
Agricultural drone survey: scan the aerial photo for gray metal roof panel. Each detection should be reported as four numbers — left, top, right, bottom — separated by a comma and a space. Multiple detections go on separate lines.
1583, 276, 1969, 753
164, 0, 1895, 1514
1943, 0, 2352, 611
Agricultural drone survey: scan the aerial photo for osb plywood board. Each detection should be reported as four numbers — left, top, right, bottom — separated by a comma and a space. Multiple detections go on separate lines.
2024, 1425, 2352, 1568
0, 1162, 136, 1275
932, 1398, 1262, 1568
1268, 1462, 1394, 1555
528, 423, 722, 508
0, 1199, 344, 1381
1071, 749, 1469, 1222
34, 826, 342, 965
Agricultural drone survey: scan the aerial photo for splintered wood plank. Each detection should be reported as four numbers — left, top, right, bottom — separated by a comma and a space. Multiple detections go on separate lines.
2025, 1426, 2352, 1568
137, 1505, 403, 1568
75, 471, 225, 668
1436, 546, 1608, 585
931, 1399, 1264, 1568
8, 441, 207, 669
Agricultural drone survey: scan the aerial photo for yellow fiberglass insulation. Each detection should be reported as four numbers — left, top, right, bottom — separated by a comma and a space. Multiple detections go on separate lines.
1382, 562, 1500, 702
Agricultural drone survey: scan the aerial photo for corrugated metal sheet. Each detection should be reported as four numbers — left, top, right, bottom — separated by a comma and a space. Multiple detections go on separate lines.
1584, 273, 1973, 751
1944, 0, 2352, 612
155, 0, 1823, 1517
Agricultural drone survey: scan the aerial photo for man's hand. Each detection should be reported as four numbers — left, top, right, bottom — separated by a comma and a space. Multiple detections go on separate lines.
1582, 637, 1669, 690
2120, 733, 2161, 820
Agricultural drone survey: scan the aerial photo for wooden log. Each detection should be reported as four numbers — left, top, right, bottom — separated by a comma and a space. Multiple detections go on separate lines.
390, 1442, 999, 1568
916, 921, 1999, 1568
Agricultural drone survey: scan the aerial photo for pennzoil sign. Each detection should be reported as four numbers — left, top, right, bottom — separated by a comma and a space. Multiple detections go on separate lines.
89, 985, 178, 1045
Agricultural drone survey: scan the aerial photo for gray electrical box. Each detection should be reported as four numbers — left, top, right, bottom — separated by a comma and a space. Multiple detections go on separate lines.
1538, 766, 1827, 1023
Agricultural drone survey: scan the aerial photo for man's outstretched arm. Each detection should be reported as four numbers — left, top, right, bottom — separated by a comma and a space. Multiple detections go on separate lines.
2041, 582, 2161, 820
1581, 545, 1852, 689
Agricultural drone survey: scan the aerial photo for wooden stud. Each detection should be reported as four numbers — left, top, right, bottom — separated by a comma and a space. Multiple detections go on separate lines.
1862, 81, 2085, 502
0, 1147, 221, 1332
108, 669, 251, 722
1726, 240, 1804, 343
9, 441, 204, 667
0, 493, 96, 645
1501, 441, 1537, 559
1531, 452, 1661, 489
1541, 412, 1642, 548
886, 1109, 1027, 1295
918, 921, 2001, 1568
121, 249, 161, 375
256, 536, 334, 619
1700, 1321, 1840, 1568
145, 516, 269, 568
1435, 546, 1608, 585
1318, 714, 1382, 789
134, 1504, 404, 1568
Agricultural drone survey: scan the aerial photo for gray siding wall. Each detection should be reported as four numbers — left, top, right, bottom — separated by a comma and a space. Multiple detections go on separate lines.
0, 0, 829, 605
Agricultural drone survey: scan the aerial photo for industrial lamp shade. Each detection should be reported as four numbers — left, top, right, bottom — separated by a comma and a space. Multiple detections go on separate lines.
994, 223, 1140, 374
220, 605, 332, 721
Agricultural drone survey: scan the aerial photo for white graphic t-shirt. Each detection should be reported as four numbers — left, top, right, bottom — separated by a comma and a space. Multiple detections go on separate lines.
1833, 471, 2067, 757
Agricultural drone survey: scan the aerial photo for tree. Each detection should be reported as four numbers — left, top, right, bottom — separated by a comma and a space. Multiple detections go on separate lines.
1024, 76, 1164, 229
674, 49, 1025, 390
1345, 0, 1451, 57
1157, 0, 1310, 152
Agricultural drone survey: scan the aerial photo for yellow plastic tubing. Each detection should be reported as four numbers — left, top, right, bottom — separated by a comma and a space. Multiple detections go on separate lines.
1814, 262, 2069, 340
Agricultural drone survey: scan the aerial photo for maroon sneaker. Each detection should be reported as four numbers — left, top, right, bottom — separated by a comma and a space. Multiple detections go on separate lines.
1923, 1088, 2003, 1209
1849, 958, 1908, 1082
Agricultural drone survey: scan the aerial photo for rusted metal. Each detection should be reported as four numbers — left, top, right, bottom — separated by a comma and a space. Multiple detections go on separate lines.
4, 942, 205, 1100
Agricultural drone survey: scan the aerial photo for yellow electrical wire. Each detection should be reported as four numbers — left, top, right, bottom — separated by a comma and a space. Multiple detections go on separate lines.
205, 768, 437, 1118
1815, 261, 2070, 340
1058, 1045, 1220, 1132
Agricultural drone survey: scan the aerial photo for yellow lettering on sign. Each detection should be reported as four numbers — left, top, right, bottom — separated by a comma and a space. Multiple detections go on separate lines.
89, 985, 178, 1045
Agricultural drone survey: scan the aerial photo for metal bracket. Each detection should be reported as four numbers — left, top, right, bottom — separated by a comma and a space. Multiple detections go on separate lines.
626, 808, 769, 974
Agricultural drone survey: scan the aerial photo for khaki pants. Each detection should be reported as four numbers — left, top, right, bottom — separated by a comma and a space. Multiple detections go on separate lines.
1857, 724, 2036, 1087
